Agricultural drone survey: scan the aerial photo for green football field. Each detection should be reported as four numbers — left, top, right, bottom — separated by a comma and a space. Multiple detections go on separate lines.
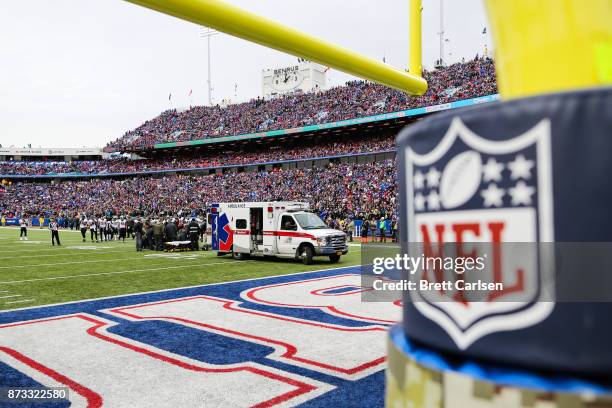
0, 227, 361, 311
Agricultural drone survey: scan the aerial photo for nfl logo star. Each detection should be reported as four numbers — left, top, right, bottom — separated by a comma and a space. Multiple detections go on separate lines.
404, 117, 555, 350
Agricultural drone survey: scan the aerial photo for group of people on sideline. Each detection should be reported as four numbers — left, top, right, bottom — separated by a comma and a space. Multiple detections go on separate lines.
359, 217, 398, 243
7, 211, 396, 248
132, 216, 207, 252
7, 213, 208, 251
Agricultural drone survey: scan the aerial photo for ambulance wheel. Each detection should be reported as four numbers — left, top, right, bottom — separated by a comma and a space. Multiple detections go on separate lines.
329, 254, 341, 263
232, 251, 249, 261
301, 246, 314, 265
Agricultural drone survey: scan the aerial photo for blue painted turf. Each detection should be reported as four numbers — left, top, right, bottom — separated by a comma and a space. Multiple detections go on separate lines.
0, 266, 386, 407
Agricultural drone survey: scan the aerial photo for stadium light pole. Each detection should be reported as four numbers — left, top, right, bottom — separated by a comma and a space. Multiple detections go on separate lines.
124, 0, 427, 95
200, 26, 218, 106
438, 0, 445, 66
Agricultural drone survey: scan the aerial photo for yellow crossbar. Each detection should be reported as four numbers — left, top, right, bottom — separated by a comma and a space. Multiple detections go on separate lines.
125, 0, 428, 95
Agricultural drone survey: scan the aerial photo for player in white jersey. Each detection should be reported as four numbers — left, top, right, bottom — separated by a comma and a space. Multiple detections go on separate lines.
118, 217, 127, 242
19, 217, 28, 240
88, 218, 98, 243
79, 217, 88, 242
98, 216, 107, 242
112, 217, 119, 236
106, 219, 114, 241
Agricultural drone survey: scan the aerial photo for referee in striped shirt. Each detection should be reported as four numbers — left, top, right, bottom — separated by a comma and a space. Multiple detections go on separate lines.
49, 218, 61, 246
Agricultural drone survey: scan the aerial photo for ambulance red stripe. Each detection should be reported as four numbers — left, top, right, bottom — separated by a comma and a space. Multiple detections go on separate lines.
262, 230, 317, 240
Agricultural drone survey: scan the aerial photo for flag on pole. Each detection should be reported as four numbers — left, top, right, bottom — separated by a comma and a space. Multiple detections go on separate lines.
188, 89, 193, 97
482, 27, 487, 34
168, 93, 172, 101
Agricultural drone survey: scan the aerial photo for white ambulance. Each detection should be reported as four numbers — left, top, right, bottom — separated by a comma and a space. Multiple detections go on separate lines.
209, 202, 348, 264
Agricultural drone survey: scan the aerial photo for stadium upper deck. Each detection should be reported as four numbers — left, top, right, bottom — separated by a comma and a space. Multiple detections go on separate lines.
105, 57, 496, 152
0, 58, 497, 179
0, 94, 498, 179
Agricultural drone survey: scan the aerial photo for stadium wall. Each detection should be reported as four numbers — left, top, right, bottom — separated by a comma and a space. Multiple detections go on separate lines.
2, 217, 48, 227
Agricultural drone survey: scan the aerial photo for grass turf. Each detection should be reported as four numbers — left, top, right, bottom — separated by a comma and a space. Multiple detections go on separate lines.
0, 227, 361, 311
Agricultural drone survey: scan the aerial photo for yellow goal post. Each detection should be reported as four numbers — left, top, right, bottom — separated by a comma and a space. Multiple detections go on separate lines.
124, 0, 428, 96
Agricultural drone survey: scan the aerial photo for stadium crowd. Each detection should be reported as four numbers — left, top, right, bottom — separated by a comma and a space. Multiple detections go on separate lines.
106, 57, 496, 150
0, 160, 397, 233
0, 58, 497, 244
0, 134, 394, 176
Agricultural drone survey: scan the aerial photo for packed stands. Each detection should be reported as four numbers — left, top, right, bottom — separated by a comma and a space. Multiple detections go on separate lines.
1, 58, 497, 224
106, 57, 496, 151
0, 160, 396, 223
0, 134, 394, 176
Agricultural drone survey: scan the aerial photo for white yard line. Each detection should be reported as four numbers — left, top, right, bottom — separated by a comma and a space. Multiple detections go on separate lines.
0, 265, 358, 312
0, 258, 131, 269
0, 294, 22, 299
2, 245, 128, 253
0, 260, 253, 285
0, 250, 129, 261
359, 244, 399, 249
0, 255, 212, 270
4, 299, 35, 305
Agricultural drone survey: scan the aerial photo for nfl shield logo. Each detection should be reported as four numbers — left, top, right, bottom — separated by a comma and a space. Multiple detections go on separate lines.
404, 117, 555, 349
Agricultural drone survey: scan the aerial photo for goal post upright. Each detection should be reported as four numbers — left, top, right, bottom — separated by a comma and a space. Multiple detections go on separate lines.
409, 0, 423, 77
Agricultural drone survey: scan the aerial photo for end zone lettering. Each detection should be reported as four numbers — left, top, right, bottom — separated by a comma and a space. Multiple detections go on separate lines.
0, 269, 396, 407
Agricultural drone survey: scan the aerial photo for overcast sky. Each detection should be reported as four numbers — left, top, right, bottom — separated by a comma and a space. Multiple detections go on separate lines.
0, 0, 491, 148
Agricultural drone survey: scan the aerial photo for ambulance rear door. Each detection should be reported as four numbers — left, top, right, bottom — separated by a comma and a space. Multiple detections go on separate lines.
262, 204, 277, 254
228, 205, 250, 254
